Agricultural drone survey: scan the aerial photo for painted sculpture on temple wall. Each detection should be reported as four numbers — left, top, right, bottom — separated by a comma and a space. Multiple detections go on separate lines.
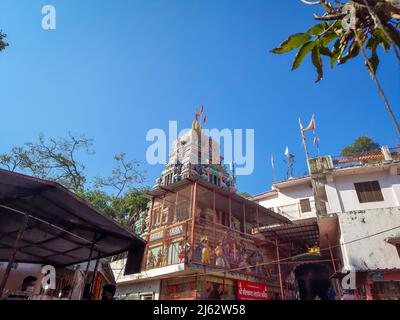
178, 241, 191, 264
221, 175, 235, 191
214, 240, 229, 268
194, 236, 211, 265
190, 163, 237, 194
201, 236, 211, 265
156, 249, 164, 268
173, 160, 183, 178
249, 249, 264, 275
147, 251, 156, 270
189, 230, 268, 276
130, 210, 148, 238
238, 253, 252, 274
191, 164, 204, 178
237, 240, 246, 256
231, 216, 241, 232
307, 245, 321, 256
223, 231, 240, 265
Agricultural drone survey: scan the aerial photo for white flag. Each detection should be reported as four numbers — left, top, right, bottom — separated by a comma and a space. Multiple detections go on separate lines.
303, 114, 316, 132
285, 147, 290, 158
271, 154, 275, 169
313, 136, 319, 147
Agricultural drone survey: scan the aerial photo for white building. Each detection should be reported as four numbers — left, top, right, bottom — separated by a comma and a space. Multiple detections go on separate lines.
252, 149, 400, 221
251, 176, 316, 222
252, 146, 400, 299
168, 129, 221, 168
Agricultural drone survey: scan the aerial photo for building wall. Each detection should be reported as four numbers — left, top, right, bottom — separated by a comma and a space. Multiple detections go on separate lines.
257, 166, 400, 220
169, 129, 221, 165
115, 279, 160, 300
339, 207, 400, 271
329, 169, 400, 213
257, 183, 316, 221
0, 263, 42, 294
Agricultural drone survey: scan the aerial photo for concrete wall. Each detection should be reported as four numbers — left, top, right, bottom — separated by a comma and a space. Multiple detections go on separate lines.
328, 169, 400, 213
257, 183, 316, 221
339, 207, 400, 271
116, 279, 160, 300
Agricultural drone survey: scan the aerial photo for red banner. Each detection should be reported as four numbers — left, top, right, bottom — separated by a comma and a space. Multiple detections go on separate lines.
237, 281, 269, 300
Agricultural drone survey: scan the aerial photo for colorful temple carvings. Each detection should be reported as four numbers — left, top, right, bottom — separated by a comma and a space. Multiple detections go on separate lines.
154, 109, 237, 194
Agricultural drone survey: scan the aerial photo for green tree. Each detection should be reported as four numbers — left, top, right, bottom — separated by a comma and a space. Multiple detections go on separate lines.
341, 135, 380, 155
0, 133, 93, 192
78, 187, 149, 226
0, 31, 8, 52
0, 133, 149, 225
271, 0, 400, 135
238, 191, 252, 199
94, 153, 146, 197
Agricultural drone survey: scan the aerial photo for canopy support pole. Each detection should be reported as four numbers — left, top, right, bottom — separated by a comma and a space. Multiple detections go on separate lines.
84, 234, 97, 278
0, 213, 29, 298
326, 234, 337, 273
228, 196, 232, 228
89, 255, 101, 297
275, 238, 285, 300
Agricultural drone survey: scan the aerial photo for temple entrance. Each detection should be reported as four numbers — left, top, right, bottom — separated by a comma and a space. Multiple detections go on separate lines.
295, 264, 331, 300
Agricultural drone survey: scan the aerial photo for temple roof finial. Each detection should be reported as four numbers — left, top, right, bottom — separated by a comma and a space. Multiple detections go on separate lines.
192, 105, 206, 131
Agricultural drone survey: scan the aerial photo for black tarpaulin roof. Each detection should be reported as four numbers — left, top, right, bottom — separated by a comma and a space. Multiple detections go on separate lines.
0, 169, 146, 266
260, 219, 320, 245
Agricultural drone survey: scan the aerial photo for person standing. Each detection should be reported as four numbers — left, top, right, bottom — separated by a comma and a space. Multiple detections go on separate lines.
101, 284, 116, 301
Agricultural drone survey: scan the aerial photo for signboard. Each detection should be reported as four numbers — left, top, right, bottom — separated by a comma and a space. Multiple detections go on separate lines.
149, 230, 164, 242
169, 225, 184, 237
237, 281, 268, 300
369, 272, 384, 282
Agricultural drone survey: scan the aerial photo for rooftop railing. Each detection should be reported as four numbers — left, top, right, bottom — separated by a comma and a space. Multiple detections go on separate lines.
331, 146, 400, 169
389, 146, 400, 160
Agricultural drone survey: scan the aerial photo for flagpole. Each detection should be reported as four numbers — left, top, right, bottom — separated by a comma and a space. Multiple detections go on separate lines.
271, 154, 276, 183
298, 117, 310, 162
314, 136, 320, 157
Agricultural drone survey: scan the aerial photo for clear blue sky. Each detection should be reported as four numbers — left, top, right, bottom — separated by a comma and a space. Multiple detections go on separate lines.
1, 0, 399, 195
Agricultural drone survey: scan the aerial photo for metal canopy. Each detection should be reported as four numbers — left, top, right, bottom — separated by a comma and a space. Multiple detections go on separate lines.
260, 219, 320, 245
0, 169, 146, 267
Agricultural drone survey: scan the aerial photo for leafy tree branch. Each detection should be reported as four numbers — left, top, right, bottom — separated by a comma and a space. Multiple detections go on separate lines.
0, 30, 8, 52
271, 0, 400, 135
0, 133, 149, 226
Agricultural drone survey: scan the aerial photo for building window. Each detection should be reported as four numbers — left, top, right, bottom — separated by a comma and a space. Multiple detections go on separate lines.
299, 199, 311, 213
140, 293, 154, 300
354, 181, 384, 203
